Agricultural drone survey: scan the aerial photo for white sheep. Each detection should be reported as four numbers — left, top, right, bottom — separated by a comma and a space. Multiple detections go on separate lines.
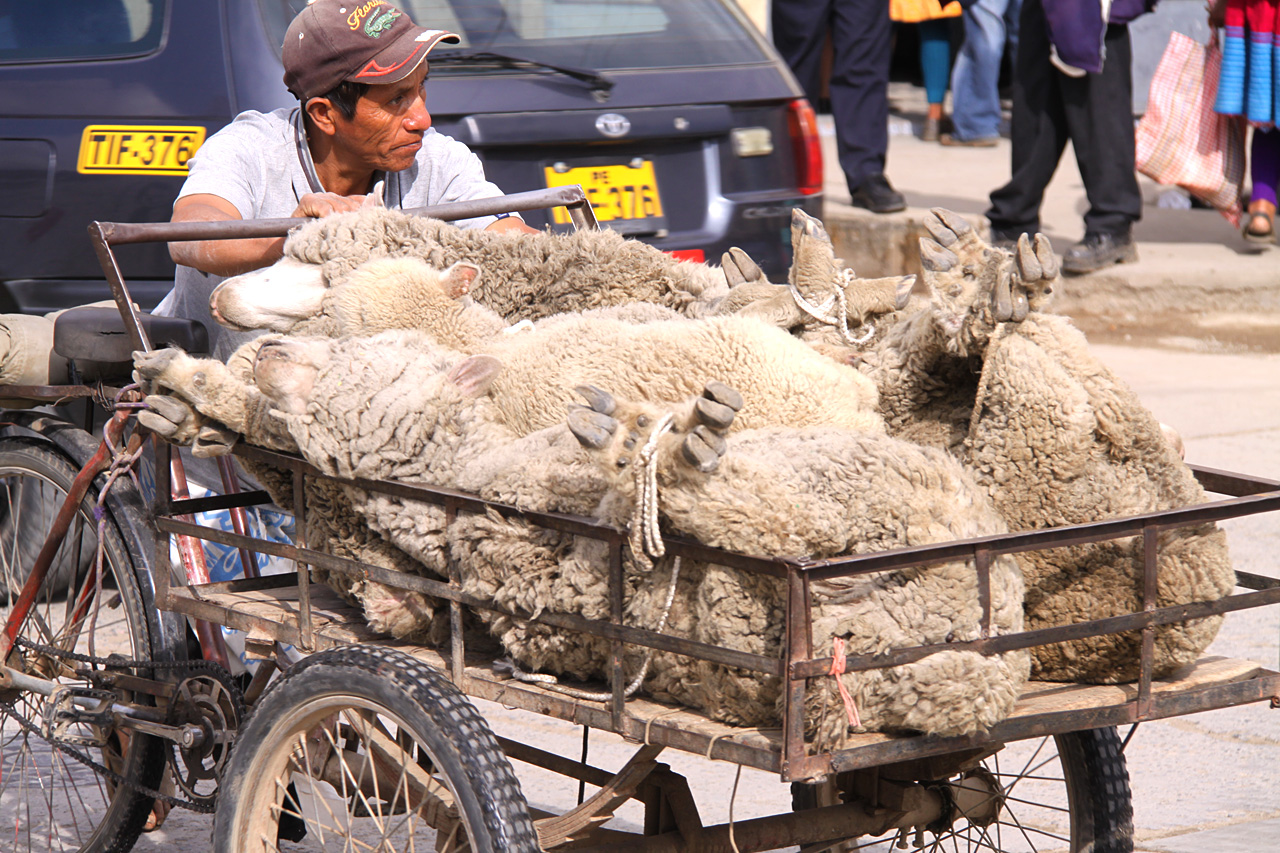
856, 210, 1236, 683
136, 332, 1028, 741
206, 207, 915, 350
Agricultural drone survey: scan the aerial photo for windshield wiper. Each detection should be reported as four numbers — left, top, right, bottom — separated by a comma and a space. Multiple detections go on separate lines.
431, 50, 614, 96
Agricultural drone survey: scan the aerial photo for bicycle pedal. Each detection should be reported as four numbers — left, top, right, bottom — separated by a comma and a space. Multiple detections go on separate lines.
41, 686, 116, 746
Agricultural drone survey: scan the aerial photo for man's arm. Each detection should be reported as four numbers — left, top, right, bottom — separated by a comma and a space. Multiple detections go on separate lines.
169, 191, 375, 277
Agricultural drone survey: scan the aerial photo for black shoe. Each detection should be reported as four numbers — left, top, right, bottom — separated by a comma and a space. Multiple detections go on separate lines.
988, 227, 1025, 252
849, 173, 906, 213
1061, 230, 1137, 275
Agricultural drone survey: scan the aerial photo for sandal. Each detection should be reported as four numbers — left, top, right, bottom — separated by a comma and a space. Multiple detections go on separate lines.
1243, 210, 1275, 243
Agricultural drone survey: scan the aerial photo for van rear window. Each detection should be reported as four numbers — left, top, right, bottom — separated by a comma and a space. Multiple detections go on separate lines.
258, 0, 768, 71
0, 0, 164, 63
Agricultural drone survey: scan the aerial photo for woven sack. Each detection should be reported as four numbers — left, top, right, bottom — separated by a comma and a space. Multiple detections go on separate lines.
1135, 32, 1244, 225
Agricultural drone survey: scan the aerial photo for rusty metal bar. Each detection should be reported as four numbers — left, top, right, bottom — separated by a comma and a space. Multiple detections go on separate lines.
782, 568, 809, 780
826, 670, 1280, 773
1191, 464, 1280, 496
790, 583, 1280, 680
155, 516, 783, 676
216, 456, 261, 581
610, 534, 627, 732
796, 488, 1280, 582
87, 221, 151, 353
1236, 570, 1280, 590
975, 546, 992, 639
153, 437, 173, 610
293, 467, 313, 651
1137, 525, 1159, 718
446, 498, 464, 689
90, 186, 595, 246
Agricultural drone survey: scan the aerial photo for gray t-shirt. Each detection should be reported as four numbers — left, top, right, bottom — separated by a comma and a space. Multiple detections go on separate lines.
157, 107, 510, 360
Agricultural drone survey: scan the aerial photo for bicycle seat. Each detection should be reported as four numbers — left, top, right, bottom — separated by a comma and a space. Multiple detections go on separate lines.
53, 307, 208, 379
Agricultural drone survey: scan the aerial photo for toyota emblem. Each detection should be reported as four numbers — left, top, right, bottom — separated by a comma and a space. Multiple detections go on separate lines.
595, 113, 631, 138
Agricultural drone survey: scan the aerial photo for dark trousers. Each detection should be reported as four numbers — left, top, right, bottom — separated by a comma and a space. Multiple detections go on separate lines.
986, 0, 1141, 237
772, 0, 891, 190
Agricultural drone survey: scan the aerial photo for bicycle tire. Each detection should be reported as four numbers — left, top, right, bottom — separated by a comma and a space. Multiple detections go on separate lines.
213, 644, 539, 853
793, 726, 1134, 852
0, 437, 167, 853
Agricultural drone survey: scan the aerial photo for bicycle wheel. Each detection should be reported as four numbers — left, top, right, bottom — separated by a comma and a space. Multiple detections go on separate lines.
0, 438, 166, 853
214, 645, 539, 853
794, 727, 1134, 852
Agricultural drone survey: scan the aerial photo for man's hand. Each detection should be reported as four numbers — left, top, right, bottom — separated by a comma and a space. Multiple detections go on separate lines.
170, 188, 381, 277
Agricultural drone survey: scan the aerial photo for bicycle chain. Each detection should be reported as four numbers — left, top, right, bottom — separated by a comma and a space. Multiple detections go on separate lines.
3, 637, 240, 813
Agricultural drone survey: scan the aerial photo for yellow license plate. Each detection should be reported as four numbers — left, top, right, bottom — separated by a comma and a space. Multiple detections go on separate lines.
77, 125, 206, 175
544, 161, 664, 224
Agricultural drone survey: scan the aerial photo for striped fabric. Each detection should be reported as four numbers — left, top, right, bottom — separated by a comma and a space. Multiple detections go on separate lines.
1215, 0, 1280, 124
1137, 32, 1245, 224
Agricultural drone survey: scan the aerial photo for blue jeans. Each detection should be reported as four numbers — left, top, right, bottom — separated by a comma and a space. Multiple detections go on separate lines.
949, 0, 1022, 141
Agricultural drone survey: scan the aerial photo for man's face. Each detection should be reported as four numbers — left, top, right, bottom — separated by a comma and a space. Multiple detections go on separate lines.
333, 65, 432, 172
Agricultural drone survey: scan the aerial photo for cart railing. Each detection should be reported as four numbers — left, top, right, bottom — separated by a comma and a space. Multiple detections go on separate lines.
67, 192, 1280, 783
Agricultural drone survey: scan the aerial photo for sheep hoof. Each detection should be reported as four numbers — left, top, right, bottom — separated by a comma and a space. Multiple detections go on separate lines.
702, 381, 744, 413
991, 273, 1014, 322
568, 406, 618, 449
1011, 288, 1030, 322
791, 207, 829, 241
1016, 233, 1042, 280
931, 207, 974, 240
682, 428, 726, 473
1035, 233, 1059, 280
694, 397, 737, 431
723, 247, 767, 287
192, 424, 239, 458
919, 239, 958, 272
895, 275, 915, 309
922, 211, 957, 247
575, 384, 617, 416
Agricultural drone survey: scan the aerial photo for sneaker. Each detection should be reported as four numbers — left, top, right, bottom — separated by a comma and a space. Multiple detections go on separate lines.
939, 133, 999, 147
849, 173, 906, 214
1061, 231, 1137, 275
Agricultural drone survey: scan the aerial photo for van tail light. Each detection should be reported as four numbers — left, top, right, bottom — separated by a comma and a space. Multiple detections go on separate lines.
787, 98, 823, 196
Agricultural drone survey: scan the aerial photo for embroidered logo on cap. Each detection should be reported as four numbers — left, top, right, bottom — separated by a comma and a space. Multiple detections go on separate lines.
363, 8, 401, 36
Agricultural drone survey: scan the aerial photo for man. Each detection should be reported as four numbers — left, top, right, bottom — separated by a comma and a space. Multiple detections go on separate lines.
941, 0, 1021, 147
163, 0, 536, 360
985, 0, 1148, 274
771, 0, 906, 214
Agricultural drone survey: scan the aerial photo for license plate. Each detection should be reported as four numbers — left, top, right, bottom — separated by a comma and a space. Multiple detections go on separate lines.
544, 161, 664, 225
77, 125, 206, 175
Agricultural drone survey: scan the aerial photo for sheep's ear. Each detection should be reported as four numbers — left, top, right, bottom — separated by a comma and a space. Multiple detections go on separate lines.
441, 262, 482, 299
447, 354, 503, 396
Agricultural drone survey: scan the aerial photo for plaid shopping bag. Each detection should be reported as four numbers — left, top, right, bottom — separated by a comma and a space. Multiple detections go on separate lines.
1135, 32, 1244, 225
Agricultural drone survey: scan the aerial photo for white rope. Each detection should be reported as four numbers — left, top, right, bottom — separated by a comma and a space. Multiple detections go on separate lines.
630, 412, 675, 569
788, 268, 876, 346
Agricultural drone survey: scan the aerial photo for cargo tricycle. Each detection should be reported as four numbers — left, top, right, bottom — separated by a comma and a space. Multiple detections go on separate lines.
1, 189, 1276, 853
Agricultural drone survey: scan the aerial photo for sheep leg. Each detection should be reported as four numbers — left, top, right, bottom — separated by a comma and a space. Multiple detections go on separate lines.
132, 347, 298, 452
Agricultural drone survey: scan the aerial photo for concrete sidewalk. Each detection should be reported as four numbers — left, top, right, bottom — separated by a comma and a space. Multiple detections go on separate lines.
821, 83, 1280, 332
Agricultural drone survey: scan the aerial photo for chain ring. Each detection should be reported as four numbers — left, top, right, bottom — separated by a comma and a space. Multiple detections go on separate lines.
168, 668, 245, 806
3, 636, 235, 813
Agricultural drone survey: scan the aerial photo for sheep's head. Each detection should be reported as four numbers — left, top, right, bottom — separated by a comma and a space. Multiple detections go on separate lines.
252, 337, 333, 414
210, 257, 327, 333
331, 257, 481, 336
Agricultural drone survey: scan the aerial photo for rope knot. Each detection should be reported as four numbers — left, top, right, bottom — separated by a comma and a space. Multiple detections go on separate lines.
828, 636, 862, 729
630, 412, 675, 569
789, 268, 876, 346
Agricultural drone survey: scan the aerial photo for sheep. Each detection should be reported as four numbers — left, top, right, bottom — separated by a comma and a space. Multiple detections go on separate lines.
205, 207, 915, 347
855, 209, 1235, 683
222, 257, 888, 437
565, 382, 1029, 745
136, 332, 1028, 741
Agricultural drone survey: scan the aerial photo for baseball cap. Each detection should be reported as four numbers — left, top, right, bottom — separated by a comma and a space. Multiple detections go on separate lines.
283, 0, 460, 101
